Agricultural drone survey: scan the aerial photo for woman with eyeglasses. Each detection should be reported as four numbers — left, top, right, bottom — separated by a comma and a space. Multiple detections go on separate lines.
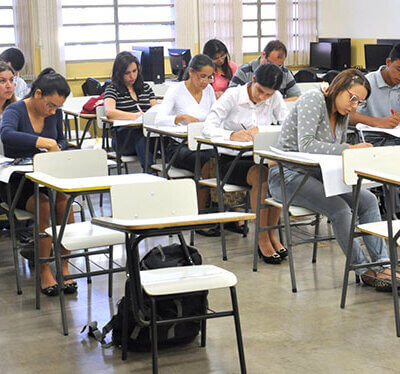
0, 61, 17, 121
1, 68, 77, 297
203, 63, 289, 263
268, 69, 395, 289
203, 39, 237, 99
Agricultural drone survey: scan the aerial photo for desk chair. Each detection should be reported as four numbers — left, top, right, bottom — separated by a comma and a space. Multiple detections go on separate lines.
33, 149, 126, 332
190, 123, 250, 261
96, 106, 138, 174
93, 179, 252, 373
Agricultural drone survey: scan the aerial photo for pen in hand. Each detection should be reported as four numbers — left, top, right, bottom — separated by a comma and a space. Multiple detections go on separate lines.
136, 104, 143, 114
240, 123, 247, 130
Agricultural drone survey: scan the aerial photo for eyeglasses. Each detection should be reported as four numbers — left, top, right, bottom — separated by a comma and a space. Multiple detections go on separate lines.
197, 72, 214, 83
346, 89, 366, 107
44, 99, 62, 110
212, 53, 227, 62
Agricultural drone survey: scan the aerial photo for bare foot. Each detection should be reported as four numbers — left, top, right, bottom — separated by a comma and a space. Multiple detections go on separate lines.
40, 264, 57, 289
62, 260, 75, 285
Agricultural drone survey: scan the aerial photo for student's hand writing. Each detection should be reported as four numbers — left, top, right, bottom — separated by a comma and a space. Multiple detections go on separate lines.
373, 115, 400, 129
230, 130, 253, 142
247, 126, 259, 137
130, 111, 143, 121
348, 142, 373, 149
175, 114, 200, 124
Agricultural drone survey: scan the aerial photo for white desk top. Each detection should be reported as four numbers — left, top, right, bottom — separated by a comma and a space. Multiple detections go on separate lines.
144, 125, 188, 138
63, 95, 97, 117
100, 116, 143, 127
195, 136, 253, 150
25, 172, 162, 193
92, 211, 255, 231
0, 156, 32, 183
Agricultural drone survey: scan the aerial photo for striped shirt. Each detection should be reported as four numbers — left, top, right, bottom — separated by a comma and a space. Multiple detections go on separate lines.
104, 82, 156, 112
229, 57, 301, 98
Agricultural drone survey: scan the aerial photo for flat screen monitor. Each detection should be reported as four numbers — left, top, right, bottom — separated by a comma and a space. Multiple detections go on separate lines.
168, 48, 192, 81
309, 42, 333, 70
364, 44, 392, 71
131, 46, 165, 84
377, 39, 400, 47
131, 50, 143, 65
319, 38, 351, 44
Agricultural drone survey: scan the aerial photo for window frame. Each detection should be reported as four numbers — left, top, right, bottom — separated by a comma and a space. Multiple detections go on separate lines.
0, 2, 15, 51
61, 1, 175, 62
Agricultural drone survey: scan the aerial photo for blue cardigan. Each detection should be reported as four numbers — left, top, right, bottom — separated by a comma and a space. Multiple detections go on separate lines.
1, 100, 66, 158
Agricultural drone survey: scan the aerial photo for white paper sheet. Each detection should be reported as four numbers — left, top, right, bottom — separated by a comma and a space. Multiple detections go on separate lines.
356, 123, 400, 138
113, 117, 143, 127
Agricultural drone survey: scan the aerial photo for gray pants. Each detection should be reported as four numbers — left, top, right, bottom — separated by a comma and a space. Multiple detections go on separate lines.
268, 166, 389, 275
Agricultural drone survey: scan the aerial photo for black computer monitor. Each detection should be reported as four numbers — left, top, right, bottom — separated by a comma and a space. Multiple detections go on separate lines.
318, 38, 351, 70
364, 44, 392, 71
131, 46, 165, 84
310, 42, 333, 70
168, 48, 191, 81
377, 39, 400, 47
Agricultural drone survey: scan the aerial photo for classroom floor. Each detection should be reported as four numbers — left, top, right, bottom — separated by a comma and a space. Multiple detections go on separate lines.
0, 190, 399, 374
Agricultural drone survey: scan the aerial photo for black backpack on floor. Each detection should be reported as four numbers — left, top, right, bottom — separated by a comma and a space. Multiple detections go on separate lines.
83, 243, 206, 352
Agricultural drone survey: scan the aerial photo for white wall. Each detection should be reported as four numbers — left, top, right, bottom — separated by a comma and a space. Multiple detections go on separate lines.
319, 0, 400, 38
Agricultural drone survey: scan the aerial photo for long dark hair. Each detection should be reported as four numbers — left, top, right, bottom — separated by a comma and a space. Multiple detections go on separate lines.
202, 39, 233, 80
183, 54, 215, 81
325, 68, 371, 126
111, 51, 144, 95
28, 67, 70, 98
0, 61, 16, 111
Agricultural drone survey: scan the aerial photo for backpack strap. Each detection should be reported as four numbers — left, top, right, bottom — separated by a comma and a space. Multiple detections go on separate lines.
81, 319, 114, 348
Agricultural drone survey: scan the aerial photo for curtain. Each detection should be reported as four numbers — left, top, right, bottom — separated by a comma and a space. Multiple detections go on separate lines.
12, 0, 35, 80
197, 0, 243, 65
35, 0, 66, 76
276, 0, 317, 66
174, 0, 199, 53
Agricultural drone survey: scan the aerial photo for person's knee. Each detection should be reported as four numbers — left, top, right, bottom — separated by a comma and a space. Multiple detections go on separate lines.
246, 165, 267, 186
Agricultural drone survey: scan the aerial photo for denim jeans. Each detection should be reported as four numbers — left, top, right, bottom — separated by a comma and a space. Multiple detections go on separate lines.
268, 166, 389, 275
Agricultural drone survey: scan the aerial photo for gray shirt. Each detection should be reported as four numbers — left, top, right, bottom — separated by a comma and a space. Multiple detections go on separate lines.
276, 89, 349, 155
229, 57, 301, 98
357, 65, 400, 118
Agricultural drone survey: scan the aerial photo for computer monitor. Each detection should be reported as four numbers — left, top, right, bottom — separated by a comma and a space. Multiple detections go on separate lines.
168, 48, 192, 81
131, 46, 165, 84
364, 44, 392, 71
131, 50, 143, 66
377, 39, 400, 47
310, 42, 333, 70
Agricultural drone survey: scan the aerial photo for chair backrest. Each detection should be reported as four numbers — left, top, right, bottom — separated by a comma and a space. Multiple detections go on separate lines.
95, 105, 106, 131
111, 179, 198, 219
343, 146, 400, 185
253, 127, 282, 164
188, 122, 213, 151
294, 68, 320, 83
297, 82, 321, 94
322, 70, 340, 84
33, 149, 109, 178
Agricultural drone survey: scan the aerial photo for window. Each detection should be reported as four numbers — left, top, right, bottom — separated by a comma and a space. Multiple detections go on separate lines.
61, 0, 175, 61
242, 1, 276, 54
0, 0, 15, 53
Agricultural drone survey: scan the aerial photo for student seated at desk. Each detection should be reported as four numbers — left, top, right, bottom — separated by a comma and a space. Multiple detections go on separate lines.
104, 51, 157, 171
350, 43, 400, 139
268, 69, 397, 289
1, 68, 77, 297
0, 61, 16, 121
154, 54, 216, 226
203, 39, 237, 99
203, 63, 289, 264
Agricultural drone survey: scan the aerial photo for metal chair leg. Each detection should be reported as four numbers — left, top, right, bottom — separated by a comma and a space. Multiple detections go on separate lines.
311, 214, 320, 263
84, 249, 92, 284
200, 292, 207, 347
108, 246, 113, 298
150, 297, 159, 374
230, 287, 246, 374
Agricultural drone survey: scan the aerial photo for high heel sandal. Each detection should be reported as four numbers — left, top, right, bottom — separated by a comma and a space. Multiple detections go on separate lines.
258, 247, 282, 265
40, 284, 59, 297
64, 281, 78, 294
276, 247, 288, 259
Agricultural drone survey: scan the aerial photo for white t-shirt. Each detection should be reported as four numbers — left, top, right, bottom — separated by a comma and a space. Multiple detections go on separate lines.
155, 81, 216, 127
203, 84, 289, 155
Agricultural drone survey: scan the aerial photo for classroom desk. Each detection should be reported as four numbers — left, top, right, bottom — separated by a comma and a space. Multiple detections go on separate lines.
143, 125, 189, 178
62, 96, 97, 148
341, 167, 400, 337
25, 171, 163, 335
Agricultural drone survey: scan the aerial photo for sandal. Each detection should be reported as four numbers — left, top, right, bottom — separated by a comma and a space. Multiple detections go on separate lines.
64, 281, 78, 294
276, 247, 288, 259
40, 284, 59, 297
224, 222, 249, 235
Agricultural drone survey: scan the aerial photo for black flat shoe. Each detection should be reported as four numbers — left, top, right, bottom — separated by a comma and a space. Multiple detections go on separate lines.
224, 222, 249, 235
64, 281, 78, 294
41, 284, 59, 297
258, 247, 282, 265
276, 247, 288, 259
195, 227, 221, 237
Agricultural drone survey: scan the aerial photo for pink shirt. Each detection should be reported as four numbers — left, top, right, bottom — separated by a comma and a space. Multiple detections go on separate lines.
212, 61, 238, 93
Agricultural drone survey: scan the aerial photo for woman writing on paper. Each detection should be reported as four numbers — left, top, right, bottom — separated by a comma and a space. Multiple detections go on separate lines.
104, 51, 157, 170
268, 69, 396, 289
1, 68, 77, 296
203, 63, 289, 264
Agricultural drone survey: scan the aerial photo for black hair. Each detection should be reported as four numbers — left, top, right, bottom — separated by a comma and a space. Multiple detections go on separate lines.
202, 39, 233, 80
253, 63, 283, 90
325, 68, 371, 127
389, 43, 400, 62
263, 40, 287, 59
28, 68, 71, 98
111, 51, 144, 95
0, 47, 25, 71
0, 61, 16, 111
183, 54, 215, 80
